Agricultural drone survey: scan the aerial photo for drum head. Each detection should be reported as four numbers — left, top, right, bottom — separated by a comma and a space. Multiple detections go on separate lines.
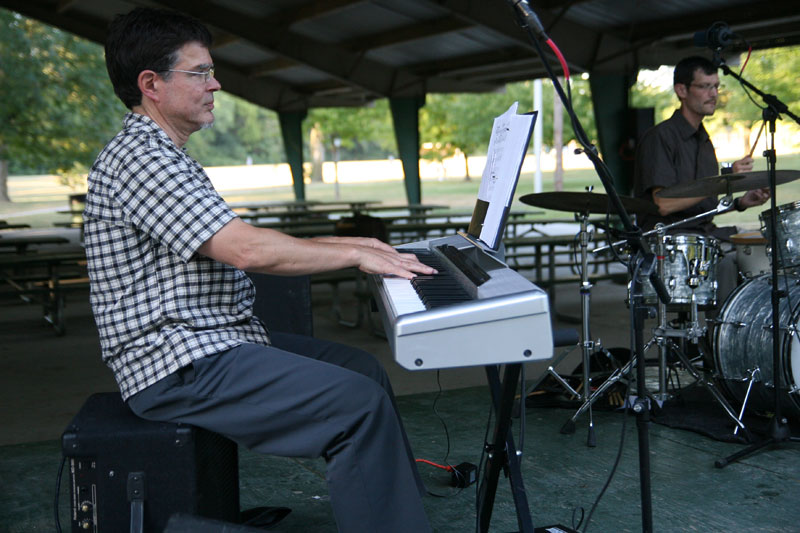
730, 231, 766, 245
714, 274, 800, 420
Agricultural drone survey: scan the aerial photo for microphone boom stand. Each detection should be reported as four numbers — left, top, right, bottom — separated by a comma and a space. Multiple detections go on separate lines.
506, 2, 672, 530
713, 55, 800, 467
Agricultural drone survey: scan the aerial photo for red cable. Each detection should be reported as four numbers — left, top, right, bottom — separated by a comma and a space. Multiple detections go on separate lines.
415, 458, 453, 472
546, 38, 570, 81
739, 46, 753, 76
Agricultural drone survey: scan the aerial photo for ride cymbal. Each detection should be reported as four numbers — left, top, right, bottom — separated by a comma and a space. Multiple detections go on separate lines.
656, 170, 800, 198
519, 191, 658, 215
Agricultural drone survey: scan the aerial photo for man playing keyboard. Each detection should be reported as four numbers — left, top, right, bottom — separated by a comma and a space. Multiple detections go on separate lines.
83, 7, 434, 532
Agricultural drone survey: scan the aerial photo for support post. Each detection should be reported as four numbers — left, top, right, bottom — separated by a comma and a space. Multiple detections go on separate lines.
589, 73, 634, 194
389, 96, 425, 205
278, 110, 308, 201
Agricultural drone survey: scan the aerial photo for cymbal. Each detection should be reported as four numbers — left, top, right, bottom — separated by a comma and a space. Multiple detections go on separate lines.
656, 170, 800, 198
518, 191, 659, 215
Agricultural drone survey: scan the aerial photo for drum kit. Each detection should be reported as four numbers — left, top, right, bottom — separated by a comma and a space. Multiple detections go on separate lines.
520, 169, 800, 444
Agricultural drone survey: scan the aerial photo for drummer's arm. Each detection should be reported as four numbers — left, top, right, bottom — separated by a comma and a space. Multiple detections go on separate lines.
737, 188, 770, 209
650, 187, 708, 216
730, 156, 769, 209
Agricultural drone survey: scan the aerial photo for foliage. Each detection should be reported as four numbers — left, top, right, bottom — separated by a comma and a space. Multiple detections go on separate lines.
712, 46, 800, 132
3, 5, 799, 188
630, 45, 800, 134
0, 9, 125, 179
185, 92, 285, 166
306, 101, 397, 160
420, 77, 597, 164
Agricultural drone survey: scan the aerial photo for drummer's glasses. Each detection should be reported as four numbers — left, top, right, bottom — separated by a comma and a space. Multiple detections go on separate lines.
691, 82, 721, 93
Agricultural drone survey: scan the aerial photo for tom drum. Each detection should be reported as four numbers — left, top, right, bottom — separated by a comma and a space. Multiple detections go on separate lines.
760, 200, 800, 271
730, 231, 769, 279
641, 233, 721, 308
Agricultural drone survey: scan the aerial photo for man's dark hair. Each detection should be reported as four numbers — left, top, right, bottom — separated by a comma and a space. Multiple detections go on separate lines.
673, 56, 717, 87
105, 7, 213, 109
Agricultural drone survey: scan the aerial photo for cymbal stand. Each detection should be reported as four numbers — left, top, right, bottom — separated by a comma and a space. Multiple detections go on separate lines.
545, 210, 622, 445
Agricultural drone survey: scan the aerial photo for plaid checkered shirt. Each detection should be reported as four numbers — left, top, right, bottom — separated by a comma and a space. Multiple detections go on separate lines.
84, 113, 271, 400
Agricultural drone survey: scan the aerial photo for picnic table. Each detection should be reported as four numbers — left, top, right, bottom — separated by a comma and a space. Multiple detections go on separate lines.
0, 235, 70, 253
0, 250, 87, 335
231, 199, 382, 213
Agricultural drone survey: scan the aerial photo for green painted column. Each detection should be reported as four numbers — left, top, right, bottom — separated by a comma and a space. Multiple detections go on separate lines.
389, 96, 425, 204
278, 110, 308, 201
589, 74, 634, 195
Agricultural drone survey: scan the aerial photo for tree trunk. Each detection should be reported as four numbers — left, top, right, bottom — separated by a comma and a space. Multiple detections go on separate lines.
464, 154, 471, 181
553, 84, 564, 192
309, 123, 325, 183
743, 122, 754, 157
0, 159, 11, 203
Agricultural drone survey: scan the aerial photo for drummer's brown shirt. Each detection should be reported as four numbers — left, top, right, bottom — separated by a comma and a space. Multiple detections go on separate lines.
633, 109, 733, 240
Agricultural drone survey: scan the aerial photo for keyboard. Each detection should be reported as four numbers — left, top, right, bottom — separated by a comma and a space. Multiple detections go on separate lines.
369, 234, 552, 370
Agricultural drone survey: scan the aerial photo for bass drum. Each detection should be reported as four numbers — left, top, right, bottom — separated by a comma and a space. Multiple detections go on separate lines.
713, 274, 800, 420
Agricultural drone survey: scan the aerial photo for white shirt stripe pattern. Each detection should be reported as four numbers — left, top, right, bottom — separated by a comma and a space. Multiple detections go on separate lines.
84, 113, 270, 399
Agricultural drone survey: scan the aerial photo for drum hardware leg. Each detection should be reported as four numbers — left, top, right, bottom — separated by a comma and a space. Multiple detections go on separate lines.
523, 344, 578, 400
656, 282, 671, 401
560, 356, 634, 435
733, 368, 761, 437
670, 343, 751, 438
533, 211, 611, 446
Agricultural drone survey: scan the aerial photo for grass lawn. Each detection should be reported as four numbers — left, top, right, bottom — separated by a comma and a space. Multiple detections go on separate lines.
2, 152, 799, 232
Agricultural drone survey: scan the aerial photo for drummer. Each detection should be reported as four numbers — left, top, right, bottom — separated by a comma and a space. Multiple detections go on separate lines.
633, 55, 769, 238
633, 56, 770, 309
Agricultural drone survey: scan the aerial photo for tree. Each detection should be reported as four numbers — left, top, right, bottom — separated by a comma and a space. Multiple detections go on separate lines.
419, 78, 597, 180
0, 9, 125, 200
630, 46, 800, 157
710, 46, 800, 152
306, 101, 397, 160
184, 91, 284, 167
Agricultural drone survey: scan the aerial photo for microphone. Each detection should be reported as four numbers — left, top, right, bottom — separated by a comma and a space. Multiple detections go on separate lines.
693, 21, 733, 50
505, 0, 548, 40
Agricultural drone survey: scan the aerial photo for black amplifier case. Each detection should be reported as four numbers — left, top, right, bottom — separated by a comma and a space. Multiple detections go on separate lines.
61, 392, 239, 532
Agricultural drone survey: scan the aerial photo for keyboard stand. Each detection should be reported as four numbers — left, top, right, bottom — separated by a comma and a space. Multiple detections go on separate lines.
478, 363, 534, 533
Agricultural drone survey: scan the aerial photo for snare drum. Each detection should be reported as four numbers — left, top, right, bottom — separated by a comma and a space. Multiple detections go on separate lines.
640, 234, 722, 308
713, 274, 800, 420
760, 200, 800, 270
730, 231, 769, 279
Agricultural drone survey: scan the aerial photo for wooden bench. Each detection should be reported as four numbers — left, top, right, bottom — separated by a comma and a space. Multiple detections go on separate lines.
310, 268, 375, 330
502, 233, 626, 305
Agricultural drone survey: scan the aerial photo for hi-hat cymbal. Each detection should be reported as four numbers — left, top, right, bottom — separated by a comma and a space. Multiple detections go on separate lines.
519, 191, 658, 215
656, 170, 800, 198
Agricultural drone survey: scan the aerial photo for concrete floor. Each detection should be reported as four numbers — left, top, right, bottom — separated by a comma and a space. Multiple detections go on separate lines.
3, 255, 800, 532
0, 267, 638, 447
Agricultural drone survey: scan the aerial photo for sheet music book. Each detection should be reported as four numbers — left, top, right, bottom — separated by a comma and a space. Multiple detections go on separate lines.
467, 102, 537, 251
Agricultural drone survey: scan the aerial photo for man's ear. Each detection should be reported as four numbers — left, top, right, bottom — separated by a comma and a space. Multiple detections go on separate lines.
674, 83, 688, 100
138, 70, 161, 103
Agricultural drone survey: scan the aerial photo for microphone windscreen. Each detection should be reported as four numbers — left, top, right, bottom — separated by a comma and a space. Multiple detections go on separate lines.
693, 29, 708, 48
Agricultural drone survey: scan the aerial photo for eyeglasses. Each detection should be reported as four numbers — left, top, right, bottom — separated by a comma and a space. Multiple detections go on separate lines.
164, 67, 215, 82
690, 82, 721, 92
